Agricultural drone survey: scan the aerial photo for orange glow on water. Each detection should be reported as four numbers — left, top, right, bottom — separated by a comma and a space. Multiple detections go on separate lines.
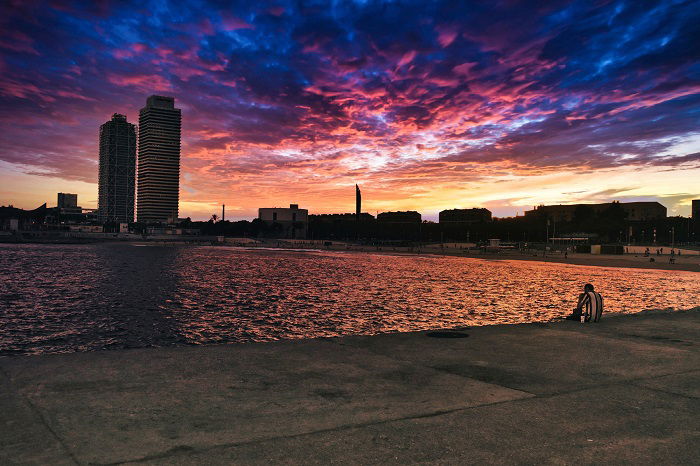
1, 244, 698, 355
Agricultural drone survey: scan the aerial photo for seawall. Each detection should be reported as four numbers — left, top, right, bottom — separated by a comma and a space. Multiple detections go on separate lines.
1, 310, 698, 465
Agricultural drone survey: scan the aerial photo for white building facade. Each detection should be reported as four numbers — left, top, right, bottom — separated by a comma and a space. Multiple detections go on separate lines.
258, 204, 308, 239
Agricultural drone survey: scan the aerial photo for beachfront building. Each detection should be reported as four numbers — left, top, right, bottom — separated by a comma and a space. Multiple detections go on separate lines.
57, 193, 77, 210
377, 211, 422, 223
98, 114, 136, 223
137, 96, 182, 224
524, 202, 667, 222
57, 193, 83, 215
439, 208, 492, 224
258, 204, 309, 239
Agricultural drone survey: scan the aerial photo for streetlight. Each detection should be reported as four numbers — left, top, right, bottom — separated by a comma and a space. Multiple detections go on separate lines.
671, 227, 675, 249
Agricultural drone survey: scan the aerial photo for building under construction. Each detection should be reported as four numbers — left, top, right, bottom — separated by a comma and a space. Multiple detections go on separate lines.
98, 114, 136, 223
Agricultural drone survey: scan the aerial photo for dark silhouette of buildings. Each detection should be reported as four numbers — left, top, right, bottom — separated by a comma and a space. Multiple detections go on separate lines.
311, 213, 374, 222
57, 193, 77, 210
0, 204, 48, 231
137, 96, 181, 223
356, 184, 361, 221
98, 114, 136, 223
56, 192, 83, 218
377, 211, 421, 223
524, 202, 666, 222
439, 208, 492, 224
693, 200, 699, 220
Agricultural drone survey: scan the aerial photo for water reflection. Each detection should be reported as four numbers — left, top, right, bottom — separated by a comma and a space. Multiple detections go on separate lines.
1, 243, 698, 355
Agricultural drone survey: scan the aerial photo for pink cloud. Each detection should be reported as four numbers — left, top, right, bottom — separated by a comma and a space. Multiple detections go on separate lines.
453, 62, 477, 76
397, 50, 417, 67
436, 25, 458, 47
0, 30, 40, 55
106, 73, 172, 91
267, 6, 285, 16
221, 13, 254, 31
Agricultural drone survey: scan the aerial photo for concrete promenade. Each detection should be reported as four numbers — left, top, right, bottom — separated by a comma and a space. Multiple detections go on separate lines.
1, 310, 699, 465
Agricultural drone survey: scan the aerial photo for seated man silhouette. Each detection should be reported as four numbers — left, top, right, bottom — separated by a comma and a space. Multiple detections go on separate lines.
566, 283, 604, 322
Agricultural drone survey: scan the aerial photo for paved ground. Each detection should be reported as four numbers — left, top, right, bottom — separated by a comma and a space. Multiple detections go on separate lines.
1, 310, 698, 465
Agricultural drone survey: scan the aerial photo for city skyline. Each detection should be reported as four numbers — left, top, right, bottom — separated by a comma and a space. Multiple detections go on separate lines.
1, 1, 700, 221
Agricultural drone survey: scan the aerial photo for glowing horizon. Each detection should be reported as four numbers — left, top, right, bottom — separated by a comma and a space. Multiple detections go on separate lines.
1, 0, 699, 221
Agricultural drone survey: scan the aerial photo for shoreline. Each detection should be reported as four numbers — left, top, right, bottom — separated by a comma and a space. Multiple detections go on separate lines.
224, 243, 700, 272
3, 239, 699, 272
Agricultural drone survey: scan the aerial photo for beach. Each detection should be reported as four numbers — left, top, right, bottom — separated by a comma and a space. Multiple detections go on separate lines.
234, 240, 700, 273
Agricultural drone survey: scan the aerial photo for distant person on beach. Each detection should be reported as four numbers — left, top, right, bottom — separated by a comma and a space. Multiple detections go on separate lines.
566, 284, 604, 322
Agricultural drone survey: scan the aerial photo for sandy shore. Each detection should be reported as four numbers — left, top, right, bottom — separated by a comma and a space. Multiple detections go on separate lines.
469, 250, 700, 272
238, 241, 700, 272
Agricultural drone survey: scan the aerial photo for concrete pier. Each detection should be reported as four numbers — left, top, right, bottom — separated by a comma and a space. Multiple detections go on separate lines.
2, 310, 698, 465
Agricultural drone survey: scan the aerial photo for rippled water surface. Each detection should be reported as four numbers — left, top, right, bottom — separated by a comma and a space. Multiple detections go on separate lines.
1, 243, 698, 355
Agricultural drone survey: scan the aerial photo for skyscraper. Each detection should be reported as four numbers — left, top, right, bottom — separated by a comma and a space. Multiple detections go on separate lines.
355, 184, 361, 221
137, 95, 181, 223
98, 114, 136, 223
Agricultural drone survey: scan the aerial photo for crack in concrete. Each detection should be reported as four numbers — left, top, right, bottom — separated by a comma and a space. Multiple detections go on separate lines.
91, 368, 699, 465
94, 395, 528, 465
4, 320, 697, 465
0, 363, 81, 466
626, 381, 699, 400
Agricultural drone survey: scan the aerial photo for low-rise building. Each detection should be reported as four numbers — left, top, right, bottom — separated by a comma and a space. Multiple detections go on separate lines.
310, 213, 375, 222
439, 208, 492, 224
524, 202, 666, 222
377, 211, 421, 223
68, 225, 104, 233
258, 204, 309, 238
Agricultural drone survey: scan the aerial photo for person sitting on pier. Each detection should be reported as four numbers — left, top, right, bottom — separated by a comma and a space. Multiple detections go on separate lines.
566, 284, 604, 322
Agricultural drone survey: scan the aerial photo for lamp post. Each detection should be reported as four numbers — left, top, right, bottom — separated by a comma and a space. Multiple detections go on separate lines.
671, 227, 675, 250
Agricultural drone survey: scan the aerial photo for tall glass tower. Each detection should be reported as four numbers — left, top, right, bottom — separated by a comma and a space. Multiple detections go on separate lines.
137, 95, 181, 223
98, 113, 136, 223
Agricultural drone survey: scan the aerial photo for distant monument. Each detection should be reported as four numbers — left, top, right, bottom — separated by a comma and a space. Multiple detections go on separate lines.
693, 199, 699, 220
356, 184, 361, 221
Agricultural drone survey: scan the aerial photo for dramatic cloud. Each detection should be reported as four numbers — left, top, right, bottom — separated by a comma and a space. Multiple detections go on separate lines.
1, 0, 699, 218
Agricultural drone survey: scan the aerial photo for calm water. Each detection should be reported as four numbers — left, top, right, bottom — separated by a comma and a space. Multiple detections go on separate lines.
1, 243, 698, 355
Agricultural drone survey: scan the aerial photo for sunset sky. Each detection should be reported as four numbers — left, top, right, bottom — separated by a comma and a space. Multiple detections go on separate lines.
1, 0, 699, 220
